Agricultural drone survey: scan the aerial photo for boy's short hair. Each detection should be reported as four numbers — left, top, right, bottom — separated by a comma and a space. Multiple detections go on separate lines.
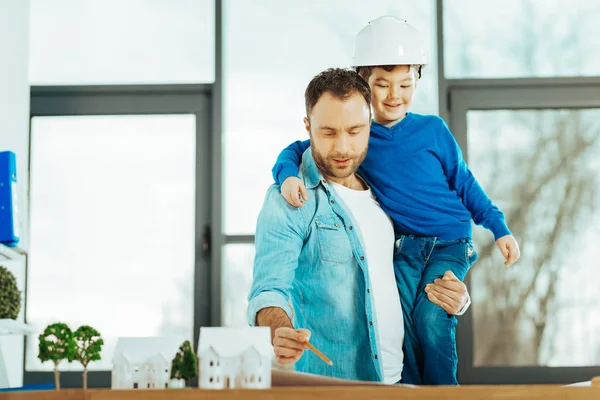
305, 68, 371, 118
355, 64, 423, 81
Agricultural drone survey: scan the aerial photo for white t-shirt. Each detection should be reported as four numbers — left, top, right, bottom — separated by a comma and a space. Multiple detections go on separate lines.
329, 180, 404, 384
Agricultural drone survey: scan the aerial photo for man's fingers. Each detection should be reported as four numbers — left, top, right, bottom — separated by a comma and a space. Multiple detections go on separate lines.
427, 293, 452, 314
426, 286, 459, 309
427, 283, 458, 300
433, 278, 464, 292
273, 337, 306, 350
275, 327, 304, 342
274, 345, 303, 358
276, 355, 300, 365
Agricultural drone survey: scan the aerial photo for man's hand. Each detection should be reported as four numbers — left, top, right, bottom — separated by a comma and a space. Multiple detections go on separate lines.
496, 234, 520, 267
281, 177, 308, 207
273, 327, 311, 365
425, 270, 468, 315
256, 306, 308, 365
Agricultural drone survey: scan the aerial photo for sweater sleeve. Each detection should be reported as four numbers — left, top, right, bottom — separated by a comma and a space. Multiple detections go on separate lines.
271, 140, 311, 185
436, 119, 511, 240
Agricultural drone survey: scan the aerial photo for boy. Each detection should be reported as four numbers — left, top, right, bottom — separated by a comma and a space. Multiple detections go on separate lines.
271, 16, 520, 385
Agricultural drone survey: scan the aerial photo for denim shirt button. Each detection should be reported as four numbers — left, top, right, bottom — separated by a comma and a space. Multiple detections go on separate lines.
330, 200, 335, 204
374, 355, 378, 359
369, 321, 373, 326
360, 256, 365, 260
367, 288, 370, 293
349, 226, 353, 230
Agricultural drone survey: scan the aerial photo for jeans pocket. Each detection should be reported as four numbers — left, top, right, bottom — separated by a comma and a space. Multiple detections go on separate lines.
464, 239, 478, 267
394, 236, 406, 255
315, 215, 353, 264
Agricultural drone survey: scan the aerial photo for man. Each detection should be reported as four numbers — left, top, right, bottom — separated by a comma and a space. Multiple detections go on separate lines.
247, 68, 470, 383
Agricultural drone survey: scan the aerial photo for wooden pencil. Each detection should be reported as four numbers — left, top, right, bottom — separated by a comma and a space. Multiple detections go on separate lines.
305, 341, 334, 366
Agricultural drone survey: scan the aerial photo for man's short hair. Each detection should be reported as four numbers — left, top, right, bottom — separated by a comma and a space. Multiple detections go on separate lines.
305, 68, 371, 118
355, 64, 423, 81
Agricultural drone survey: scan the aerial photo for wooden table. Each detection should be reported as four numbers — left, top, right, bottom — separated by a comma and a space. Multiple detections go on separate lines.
1, 385, 600, 400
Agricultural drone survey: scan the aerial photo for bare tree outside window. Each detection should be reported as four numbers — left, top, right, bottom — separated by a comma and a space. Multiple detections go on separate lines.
445, 0, 600, 366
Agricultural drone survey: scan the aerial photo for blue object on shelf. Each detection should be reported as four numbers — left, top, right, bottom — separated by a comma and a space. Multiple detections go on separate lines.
0, 382, 54, 392
0, 151, 19, 247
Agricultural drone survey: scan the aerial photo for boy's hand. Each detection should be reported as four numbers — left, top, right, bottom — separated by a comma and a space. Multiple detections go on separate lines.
496, 235, 520, 267
281, 177, 308, 207
273, 327, 311, 365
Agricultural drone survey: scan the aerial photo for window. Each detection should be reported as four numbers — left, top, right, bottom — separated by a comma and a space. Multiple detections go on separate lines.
223, 0, 437, 235
222, 244, 255, 327
467, 109, 600, 366
26, 115, 196, 371
443, 0, 600, 78
29, 0, 215, 84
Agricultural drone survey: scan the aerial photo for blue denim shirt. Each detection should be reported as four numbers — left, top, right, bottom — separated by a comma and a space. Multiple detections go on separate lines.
247, 149, 383, 382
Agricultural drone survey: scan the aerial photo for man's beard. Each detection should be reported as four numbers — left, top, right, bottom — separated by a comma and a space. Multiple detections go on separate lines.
311, 146, 367, 180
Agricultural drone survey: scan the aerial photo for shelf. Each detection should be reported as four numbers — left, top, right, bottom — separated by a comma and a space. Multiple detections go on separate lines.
0, 244, 26, 261
0, 319, 34, 335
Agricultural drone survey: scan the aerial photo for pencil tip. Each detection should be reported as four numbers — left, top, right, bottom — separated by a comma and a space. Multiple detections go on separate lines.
328, 361, 334, 366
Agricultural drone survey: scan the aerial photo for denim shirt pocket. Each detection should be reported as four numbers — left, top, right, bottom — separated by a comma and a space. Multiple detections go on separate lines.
314, 215, 354, 264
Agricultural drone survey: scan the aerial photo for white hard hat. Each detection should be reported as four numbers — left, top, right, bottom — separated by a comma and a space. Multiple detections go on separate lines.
352, 16, 428, 67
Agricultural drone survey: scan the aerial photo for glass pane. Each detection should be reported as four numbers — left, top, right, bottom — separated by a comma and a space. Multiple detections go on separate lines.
223, 0, 437, 234
29, 0, 214, 84
27, 115, 196, 371
222, 244, 255, 327
468, 109, 600, 367
444, 0, 600, 78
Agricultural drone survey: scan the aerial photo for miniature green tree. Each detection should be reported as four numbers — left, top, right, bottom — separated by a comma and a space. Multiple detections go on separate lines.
170, 340, 198, 387
38, 323, 76, 390
0, 265, 21, 319
73, 325, 104, 390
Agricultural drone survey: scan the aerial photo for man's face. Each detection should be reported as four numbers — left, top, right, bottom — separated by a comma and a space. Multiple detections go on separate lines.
367, 65, 417, 124
305, 91, 370, 183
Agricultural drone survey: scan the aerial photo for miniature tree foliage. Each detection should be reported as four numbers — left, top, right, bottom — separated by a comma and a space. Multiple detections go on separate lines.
38, 323, 76, 390
74, 325, 104, 389
171, 340, 198, 386
0, 265, 21, 319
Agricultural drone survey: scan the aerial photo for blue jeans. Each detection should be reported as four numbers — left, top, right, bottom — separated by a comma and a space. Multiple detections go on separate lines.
394, 235, 478, 385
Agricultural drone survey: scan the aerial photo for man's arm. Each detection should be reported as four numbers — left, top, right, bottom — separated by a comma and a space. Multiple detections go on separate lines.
256, 307, 294, 343
247, 186, 306, 331
272, 140, 311, 185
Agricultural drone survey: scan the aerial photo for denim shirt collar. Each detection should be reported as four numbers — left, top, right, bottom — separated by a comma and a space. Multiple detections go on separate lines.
300, 148, 327, 190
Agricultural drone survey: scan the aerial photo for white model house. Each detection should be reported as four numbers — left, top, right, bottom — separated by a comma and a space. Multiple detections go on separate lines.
111, 337, 182, 390
197, 327, 272, 389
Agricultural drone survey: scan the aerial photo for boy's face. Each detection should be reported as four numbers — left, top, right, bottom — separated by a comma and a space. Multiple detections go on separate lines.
367, 65, 417, 124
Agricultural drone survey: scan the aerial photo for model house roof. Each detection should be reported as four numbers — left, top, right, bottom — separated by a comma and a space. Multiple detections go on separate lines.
198, 327, 272, 358
112, 337, 182, 364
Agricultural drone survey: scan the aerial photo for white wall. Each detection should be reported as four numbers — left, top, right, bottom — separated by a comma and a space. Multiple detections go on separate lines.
0, 0, 30, 389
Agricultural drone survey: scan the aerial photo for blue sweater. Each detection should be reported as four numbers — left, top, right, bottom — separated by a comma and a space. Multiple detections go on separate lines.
272, 113, 510, 241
